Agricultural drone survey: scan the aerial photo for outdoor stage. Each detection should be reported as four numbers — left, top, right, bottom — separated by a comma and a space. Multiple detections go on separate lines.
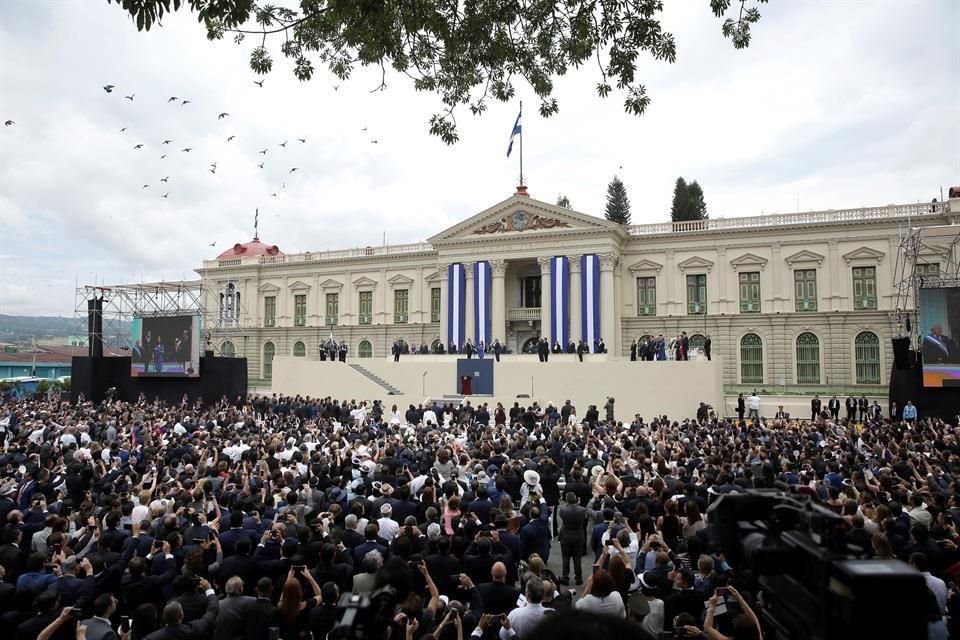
71, 356, 248, 405
271, 355, 723, 420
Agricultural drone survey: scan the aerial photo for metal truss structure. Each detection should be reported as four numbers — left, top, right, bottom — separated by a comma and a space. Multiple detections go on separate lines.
73, 280, 210, 355
890, 224, 960, 345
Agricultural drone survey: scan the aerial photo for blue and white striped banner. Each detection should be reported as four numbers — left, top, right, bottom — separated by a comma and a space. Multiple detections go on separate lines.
550, 256, 569, 346
581, 254, 600, 347
448, 263, 466, 349
474, 261, 491, 346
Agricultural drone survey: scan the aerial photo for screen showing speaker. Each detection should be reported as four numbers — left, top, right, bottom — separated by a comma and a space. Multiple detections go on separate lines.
131, 315, 201, 378
919, 287, 960, 388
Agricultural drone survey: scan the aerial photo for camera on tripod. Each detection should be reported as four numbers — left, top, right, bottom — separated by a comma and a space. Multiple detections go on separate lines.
707, 489, 927, 640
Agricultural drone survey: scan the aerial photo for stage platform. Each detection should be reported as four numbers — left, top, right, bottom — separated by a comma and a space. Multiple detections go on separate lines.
271, 355, 722, 420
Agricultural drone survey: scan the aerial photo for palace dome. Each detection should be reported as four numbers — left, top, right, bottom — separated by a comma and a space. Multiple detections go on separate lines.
216, 237, 283, 260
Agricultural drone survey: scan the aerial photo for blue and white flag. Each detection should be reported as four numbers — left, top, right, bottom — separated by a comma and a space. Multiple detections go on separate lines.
506, 109, 521, 157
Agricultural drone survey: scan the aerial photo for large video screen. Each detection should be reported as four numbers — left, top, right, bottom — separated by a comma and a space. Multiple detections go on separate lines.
920, 287, 960, 387
131, 315, 201, 378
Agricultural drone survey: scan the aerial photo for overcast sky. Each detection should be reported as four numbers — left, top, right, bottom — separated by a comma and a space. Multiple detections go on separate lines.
1, 0, 957, 316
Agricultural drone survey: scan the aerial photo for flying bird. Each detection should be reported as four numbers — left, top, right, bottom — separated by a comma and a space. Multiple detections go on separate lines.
167, 96, 178, 103
160, 154, 167, 159
333, 85, 340, 91
125, 94, 135, 101
133, 144, 144, 149
257, 162, 264, 169
142, 184, 150, 189
3, 120, 13, 127
218, 113, 229, 120
258, 148, 267, 155
281, 181, 286, 189
253, 80, 264, 87
160, 176, 169, 182
370, 139, 379, 144
120, 127, 127, 132
181, 148, 192, 152
226, 135, 235, 142
271, 193, 278, 197
210, 162, 217, 168
361, 127, 367, 132
162, 139, 172, 144
181, 100, 191, 106
209, 168, 216, 174
209, 241, 216, 247
289, 168, 298, 173
279, 140, 288, 148
103, 84, 115, 93
162, 193, 169, 198
297, 137, 306, 143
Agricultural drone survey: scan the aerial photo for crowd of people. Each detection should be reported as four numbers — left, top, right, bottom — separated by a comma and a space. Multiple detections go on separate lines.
0, 389, 957, 640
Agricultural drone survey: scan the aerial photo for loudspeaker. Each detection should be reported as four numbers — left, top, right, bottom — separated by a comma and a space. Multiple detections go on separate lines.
892, 337, 910, 369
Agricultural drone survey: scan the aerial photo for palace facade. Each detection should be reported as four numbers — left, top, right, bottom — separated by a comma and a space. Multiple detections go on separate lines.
198, 189, 960, 398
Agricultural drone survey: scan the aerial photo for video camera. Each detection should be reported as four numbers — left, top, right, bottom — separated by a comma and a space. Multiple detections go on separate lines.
707, 489, 926, 640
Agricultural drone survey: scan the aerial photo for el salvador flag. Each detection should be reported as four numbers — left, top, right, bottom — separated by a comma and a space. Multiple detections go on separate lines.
506, 110, 521, 157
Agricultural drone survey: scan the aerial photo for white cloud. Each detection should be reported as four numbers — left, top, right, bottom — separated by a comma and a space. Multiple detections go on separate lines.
0, 0, 957, 315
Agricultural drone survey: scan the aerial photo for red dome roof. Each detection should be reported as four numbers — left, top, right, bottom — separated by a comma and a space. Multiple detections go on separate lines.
216, 238, 283, 260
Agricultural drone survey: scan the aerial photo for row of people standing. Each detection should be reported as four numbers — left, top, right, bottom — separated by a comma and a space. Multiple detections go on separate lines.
318, 340, 347, 362
629, 333, 712, 362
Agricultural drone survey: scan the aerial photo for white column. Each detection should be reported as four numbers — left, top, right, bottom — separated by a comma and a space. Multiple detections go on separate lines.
342, 270, 352, 326
568, 255, 582, 345
491, 260, 507, 344
538, 257, 552, 342
464, 263, 475, 344
438, 264, 449, 348
599, 254, 617, 350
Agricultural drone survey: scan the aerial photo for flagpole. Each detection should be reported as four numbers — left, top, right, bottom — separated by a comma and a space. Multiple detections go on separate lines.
519, 100, 524, 187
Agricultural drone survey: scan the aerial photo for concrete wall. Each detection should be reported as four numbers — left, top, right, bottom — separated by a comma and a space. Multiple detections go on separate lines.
271, 355, 723, 421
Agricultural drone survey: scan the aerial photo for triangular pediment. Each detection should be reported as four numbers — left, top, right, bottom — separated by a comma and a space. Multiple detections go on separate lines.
627, 259, 664, 273
288, 279, 312, 291
784, 249, 825, 265
318, 278, 343, 290
258, 282, 280, 293
918, 244, 951, 259
428, 195, 621, 243
730, 252, 768, 270
352, 276, 378, 288
424, 270, 443, 282
842, 246, 884, 264
387, 274, 414, 287
677, 256, 715, 271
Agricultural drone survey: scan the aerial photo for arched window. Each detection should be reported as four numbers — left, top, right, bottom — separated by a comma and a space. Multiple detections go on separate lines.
796, 333, 820, 384
293, 341, 306, 357
263, 342, 275, 379
220, 282, 240, 326
688, 334, 706, 352
221, 341, 236, 358
855, 331, 881, 384
740, 334, 763, 384
358, 340, 373, 358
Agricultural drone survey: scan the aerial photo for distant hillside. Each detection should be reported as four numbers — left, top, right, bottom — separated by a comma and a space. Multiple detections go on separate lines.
0, 314, 130, 346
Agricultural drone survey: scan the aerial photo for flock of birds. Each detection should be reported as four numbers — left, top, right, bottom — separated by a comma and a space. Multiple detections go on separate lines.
100, 82, 316, 201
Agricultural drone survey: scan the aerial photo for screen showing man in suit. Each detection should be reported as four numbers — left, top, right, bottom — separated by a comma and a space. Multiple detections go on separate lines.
130, 315, 201, 378
920, 287, 960, 387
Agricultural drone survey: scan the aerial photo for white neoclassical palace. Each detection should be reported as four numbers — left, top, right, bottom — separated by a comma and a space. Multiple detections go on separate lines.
198, 189, 960, 400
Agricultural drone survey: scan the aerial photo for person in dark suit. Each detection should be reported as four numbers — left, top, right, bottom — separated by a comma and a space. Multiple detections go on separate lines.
923, 324, 957, 364
704, 335, 712, 360
810, 394, 822, 422
425, 536, 463, 597
845, 395, 857, 421
629, 340, 637, 361
493, 339, 502, 362
736, 393, 745, 424
351, 524, 388, 565
858, 395, 868, 422
144, 578, 219, 640
247, 578, 279, 640
662, 569, 703, 632
307, 582, 339, 640
216, 539, 256, 594
392, 341, 401, 362
214, 577, 256, 640
80, 593, 120, 640
557, 493, 587, 585
122, 555, 176, 612
680, 332, 689, 361
476, 561, 519, 617
828, 395, 841, 421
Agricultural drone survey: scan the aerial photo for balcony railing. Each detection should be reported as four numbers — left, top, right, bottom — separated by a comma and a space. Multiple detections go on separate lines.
627, 201, 951, 236
211, 242, 434, 268
507, 308, 541, 321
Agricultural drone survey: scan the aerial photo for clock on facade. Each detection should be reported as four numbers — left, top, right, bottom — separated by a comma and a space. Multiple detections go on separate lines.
511, 211, 529, 230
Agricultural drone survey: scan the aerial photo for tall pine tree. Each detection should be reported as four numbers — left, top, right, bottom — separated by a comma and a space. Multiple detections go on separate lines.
671, 177, 709, 221
686, 180, 708, 220
670, 177, 691, 221
556, 194, 572, 209
605, 176, 631, 225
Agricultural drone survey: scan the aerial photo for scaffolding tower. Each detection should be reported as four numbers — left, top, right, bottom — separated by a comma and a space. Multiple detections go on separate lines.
890, 223, 960, 347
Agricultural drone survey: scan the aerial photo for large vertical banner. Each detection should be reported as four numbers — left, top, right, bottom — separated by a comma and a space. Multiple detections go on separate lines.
550, 256, 569, 346
447, 263, 466, 349
474, 261, 491, 346
581, 254, 600, 347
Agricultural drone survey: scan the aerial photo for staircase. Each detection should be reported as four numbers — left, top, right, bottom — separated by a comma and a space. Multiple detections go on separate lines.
348, 364, 402, 395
